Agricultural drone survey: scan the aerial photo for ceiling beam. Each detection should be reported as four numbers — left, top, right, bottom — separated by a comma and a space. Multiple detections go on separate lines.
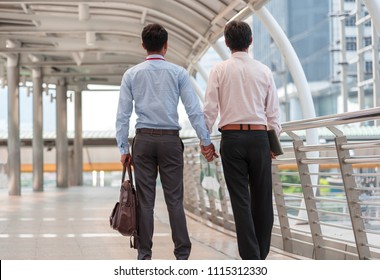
21, 61, 135, 67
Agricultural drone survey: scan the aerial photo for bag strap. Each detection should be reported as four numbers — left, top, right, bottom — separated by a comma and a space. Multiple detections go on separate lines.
121, 163, 134, 186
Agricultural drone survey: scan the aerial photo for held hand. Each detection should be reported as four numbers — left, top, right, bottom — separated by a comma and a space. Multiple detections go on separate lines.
271, 151, 276, 159
200, 143, 219, 162
120, 153, 132, 166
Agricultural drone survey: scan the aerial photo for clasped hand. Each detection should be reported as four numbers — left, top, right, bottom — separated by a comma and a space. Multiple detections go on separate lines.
200, 143, 219, 162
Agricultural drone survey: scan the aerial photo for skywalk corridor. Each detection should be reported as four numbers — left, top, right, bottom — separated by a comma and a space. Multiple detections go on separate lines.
1, 0, 380, 265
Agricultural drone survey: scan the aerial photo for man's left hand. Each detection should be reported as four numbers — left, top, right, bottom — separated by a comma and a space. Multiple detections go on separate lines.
200, 143, 219, 162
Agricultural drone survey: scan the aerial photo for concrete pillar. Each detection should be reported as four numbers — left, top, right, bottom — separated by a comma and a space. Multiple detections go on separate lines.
56, 80, 68, 188
32, 68, 44, 192
73, 90, 83, 186
7, 54, 21, 196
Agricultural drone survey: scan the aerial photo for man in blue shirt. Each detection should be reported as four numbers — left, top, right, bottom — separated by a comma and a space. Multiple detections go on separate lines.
116, 23, 217, 260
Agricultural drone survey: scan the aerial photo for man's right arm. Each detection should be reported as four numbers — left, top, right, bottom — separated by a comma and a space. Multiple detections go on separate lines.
203, 67, 219, 133
178, 69, 211, 147
265, 73, 282, 137
178, 69, 218, 161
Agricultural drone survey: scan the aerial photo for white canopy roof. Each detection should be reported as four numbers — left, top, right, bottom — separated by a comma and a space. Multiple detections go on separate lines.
0, 0, 266, 89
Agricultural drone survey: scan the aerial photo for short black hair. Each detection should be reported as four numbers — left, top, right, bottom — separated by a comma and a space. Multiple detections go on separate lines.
141, 23, 168, 52
224, 21, 252, 51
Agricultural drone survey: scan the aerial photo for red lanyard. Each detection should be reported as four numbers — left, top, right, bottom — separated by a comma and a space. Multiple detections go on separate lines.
146, 57, 165, 61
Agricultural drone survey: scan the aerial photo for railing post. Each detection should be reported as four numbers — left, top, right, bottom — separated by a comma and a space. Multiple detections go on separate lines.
193, 146, 208, 219
272, 164, 293, 253
215, 158, 235, 231
328, 126, 371, 259
200, 158, 222, 223
288, 132, 325, 259
183, 146, 201, 216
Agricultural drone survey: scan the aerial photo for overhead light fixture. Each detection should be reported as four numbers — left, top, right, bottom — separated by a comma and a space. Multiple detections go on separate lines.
79, 3, 90, 21
6, 39, 20, 48
86, 31, 96, 46
72, 52, 84, 66
141, 9, 148, 25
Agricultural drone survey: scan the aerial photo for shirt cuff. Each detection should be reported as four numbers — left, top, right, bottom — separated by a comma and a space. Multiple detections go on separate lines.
200, 138, 211, 147
119, 145, 129, 155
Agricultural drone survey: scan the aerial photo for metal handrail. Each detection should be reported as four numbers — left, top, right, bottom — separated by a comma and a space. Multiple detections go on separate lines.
183, 107, 380, 260
281, 107, 380, 132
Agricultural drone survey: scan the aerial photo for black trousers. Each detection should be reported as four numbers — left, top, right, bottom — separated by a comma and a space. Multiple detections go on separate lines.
220, 130, 273, 260
132, 133, 191, 260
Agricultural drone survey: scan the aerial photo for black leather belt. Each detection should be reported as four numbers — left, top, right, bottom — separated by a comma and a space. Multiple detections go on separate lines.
136, 128, 179, 136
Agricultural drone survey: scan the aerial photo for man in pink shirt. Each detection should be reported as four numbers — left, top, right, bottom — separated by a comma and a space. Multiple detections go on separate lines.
203, 20, 281, 260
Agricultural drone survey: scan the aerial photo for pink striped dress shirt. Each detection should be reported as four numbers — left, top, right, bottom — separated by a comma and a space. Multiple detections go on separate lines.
203, 51, 282, 136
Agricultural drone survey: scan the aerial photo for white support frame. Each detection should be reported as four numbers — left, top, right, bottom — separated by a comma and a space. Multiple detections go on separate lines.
250, 6, 318, 143
363, 0, 380, 36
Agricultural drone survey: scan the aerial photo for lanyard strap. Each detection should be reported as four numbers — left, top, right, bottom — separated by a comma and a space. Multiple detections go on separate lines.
146, 57, 165, 61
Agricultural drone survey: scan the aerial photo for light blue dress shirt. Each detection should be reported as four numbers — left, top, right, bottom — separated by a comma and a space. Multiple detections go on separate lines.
116, 54, 211, 154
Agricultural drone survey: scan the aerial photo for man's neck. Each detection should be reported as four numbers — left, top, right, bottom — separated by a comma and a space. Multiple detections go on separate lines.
231, 49, 248, 54
147, 50, 165, 56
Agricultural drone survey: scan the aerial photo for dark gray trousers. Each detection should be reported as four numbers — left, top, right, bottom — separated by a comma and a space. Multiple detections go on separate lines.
220, 130, 273, 260
132, 133, 191, 260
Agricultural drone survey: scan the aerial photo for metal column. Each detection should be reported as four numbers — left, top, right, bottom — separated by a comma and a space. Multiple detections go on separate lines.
363, 0, 380, 35
7, 54, 21, 196
73, 90, 83, 186
32, 68, 43, 192
339, 0, 348, 113
371, 24, 380, 126
251, 6, 318, 141
356, 0, 365, 110
56, 80, 68, 188
212, 39, 229, 61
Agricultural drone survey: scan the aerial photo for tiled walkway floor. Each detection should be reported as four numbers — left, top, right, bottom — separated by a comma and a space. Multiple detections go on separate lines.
0, 186, 301, 260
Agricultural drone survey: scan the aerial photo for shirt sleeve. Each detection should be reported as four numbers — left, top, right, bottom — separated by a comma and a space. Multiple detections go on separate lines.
203, 66, 219, 133
178, 69, 211, 146
265, 72, 282, 137
115, 72, 133, 154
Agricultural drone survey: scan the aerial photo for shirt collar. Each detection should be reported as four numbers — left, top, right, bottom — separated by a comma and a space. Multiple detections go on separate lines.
146, 54, 165, 60
231, 51, 250, 58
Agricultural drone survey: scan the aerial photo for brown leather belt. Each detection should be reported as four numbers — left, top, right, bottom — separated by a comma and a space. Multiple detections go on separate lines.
221, 124, 267, 131
136, 128, 179, 136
